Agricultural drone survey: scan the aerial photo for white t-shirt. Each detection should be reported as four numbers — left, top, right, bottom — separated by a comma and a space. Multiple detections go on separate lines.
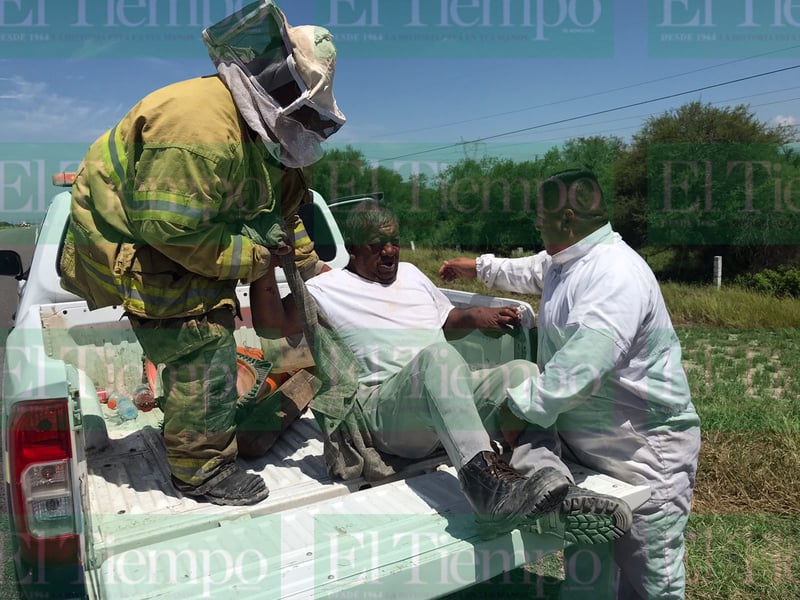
305, 262, 454, 385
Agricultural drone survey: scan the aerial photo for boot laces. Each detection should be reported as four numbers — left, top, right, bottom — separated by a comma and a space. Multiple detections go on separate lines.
483, 452, 524, 484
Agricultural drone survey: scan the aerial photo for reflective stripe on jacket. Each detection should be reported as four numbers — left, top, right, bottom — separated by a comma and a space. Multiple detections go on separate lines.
60, 76, 320, 318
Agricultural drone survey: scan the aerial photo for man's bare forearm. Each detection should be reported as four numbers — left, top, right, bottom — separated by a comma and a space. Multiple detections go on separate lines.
249, 265, 303, 338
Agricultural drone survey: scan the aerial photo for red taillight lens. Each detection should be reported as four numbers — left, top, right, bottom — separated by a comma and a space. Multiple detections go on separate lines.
9, 399, 80, 564
51, 172, 76, 187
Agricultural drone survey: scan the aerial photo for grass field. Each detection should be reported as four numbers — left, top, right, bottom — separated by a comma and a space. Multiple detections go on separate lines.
405, 246, 800, 600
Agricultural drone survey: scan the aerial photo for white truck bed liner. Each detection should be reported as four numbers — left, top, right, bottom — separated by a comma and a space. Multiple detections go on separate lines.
43, 297, 650, 599
84, 411, 650, 600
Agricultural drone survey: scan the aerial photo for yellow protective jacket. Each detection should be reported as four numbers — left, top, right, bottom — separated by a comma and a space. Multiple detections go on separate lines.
60, 76, 321, 319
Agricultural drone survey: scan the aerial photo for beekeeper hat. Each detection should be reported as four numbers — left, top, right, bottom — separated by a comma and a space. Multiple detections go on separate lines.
203, 0, 345, 140
286, 23, 345, 128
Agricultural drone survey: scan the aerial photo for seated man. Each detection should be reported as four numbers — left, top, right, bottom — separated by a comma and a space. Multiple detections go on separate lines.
250, 202, 631, 539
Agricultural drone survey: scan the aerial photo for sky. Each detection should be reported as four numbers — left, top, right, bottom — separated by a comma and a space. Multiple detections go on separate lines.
1, 0, 799, 219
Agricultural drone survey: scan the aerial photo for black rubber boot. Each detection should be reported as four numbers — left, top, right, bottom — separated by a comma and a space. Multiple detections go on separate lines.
458, 451, 571, 539
531, 485, 633, 545
172, 464, 270, 506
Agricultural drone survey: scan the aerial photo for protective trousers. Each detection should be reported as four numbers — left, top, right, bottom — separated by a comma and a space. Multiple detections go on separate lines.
358, 342, 549, 471
554, 485, 694, 600
129, 307, 240, 486
512, 404, 700, 600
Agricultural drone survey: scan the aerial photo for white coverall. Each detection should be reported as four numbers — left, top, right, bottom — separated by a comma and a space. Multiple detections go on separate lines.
476, 224, 701, 600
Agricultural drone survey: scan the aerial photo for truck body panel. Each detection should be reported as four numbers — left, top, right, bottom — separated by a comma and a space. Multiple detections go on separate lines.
2, 188, 650, 600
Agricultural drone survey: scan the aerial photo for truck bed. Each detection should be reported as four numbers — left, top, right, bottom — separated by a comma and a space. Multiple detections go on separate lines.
85, 414, 649, 600
41, 296, 650, 600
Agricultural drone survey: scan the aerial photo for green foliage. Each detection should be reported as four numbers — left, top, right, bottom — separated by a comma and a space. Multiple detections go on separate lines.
313, 102, 800, 279
306, 146, 376, 202
658, 278, 800, 328
637, 102, 791, 145
639, 246, 712, 283
646, 142, 800, 247
308, 145, 443, 246
434, 156, 542, 251
735, 266, 800, 299
679, 327, 800, 600
617, 101, 799, 276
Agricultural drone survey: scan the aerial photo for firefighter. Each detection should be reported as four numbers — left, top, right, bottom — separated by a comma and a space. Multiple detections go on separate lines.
60, 1, 345, 505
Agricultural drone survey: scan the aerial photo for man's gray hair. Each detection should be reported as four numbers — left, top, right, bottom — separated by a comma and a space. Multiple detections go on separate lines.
340, 201, 398, 246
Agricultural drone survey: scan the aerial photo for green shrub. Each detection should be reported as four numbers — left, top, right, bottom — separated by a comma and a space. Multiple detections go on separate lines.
735, 266, 800, 298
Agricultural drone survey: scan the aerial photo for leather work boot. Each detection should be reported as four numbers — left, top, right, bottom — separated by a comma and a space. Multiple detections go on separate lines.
458, 451, 571, 539
531, 485, 634, 545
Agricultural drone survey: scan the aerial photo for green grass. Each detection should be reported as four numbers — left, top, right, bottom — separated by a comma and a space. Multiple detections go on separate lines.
685, 515, 800, 600
663, 283, 800, 328
0, 225, 37, 246
402, 246, 800, 600
683, 328, 800, 599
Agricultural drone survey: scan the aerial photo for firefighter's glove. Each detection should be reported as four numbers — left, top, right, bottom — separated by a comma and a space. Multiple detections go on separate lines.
240, 211, 290, 254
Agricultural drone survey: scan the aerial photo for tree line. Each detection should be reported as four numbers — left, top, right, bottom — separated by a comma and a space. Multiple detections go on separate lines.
305, 101, 800, 284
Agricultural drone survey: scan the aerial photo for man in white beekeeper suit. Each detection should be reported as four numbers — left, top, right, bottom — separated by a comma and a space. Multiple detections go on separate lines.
439, 169, 701, 599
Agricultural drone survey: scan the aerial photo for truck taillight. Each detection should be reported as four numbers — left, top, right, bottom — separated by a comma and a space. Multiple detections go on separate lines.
9, 399, 80, 564
51, 172, 76, 187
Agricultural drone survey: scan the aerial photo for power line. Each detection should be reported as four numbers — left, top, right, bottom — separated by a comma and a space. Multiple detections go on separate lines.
458, 65, 800, 143
370, 44, 800, 140
486, 87, 800, 147
376, 64, 800, 163
483, 95, 800, 156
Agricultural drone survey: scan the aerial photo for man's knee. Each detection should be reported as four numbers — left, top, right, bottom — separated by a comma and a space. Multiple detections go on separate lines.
503, 359, 539, 387
415, 342, 464, 367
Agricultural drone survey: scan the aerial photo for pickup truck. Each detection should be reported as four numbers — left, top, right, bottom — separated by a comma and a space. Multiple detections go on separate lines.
0, 178, 651, 600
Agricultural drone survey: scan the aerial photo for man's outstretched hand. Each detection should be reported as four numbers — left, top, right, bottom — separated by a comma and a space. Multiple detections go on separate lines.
439, 257, 478, 282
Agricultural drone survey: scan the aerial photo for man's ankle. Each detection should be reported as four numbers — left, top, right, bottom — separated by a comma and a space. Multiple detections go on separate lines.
465, 450, 494, 471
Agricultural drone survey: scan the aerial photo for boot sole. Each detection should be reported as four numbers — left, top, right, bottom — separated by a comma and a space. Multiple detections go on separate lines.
475, 468, 570, 539
527, 487, 633, 545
